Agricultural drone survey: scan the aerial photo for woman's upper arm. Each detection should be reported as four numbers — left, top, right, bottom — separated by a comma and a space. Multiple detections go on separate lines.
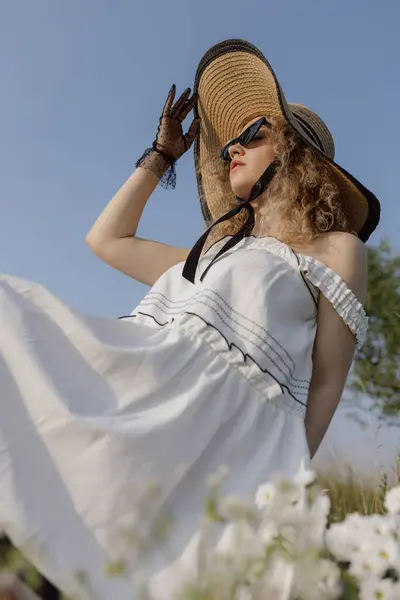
310, 232, 368, 392
87, 236, 189, 286
317, 231, 368, 303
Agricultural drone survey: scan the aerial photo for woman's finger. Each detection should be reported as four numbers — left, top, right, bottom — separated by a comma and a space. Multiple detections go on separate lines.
179, 94, 198, 121
183, 118, 201, 149
162, 85, 176, 116
170, 88, 191, 117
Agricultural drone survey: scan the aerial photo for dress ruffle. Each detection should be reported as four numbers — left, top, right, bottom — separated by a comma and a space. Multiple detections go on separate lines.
231, 236, 369, 351
296, 254, 368, 350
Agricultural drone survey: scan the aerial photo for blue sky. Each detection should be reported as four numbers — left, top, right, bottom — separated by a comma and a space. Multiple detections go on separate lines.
1, 0, 399, 473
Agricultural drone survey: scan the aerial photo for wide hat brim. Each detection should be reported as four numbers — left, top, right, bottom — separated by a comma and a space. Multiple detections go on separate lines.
193, 39, 380, 243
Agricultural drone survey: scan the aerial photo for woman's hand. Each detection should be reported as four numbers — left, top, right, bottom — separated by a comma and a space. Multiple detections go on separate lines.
135, 85, 200, 188
154, 85, 200, 160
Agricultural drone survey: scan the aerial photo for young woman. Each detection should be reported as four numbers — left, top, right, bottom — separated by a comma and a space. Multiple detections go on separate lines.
0, 40, 380, 600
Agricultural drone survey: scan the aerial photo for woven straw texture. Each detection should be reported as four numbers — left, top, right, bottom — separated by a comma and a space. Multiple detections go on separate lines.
193, 41, 380, 242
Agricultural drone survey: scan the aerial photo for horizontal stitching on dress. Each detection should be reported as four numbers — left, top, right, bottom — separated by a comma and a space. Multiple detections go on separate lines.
129, 300, 310, 396
186, 311, 307, 407
137, 298, 309, 393
145, 289, 306, 382
147, 289, 296, 369
144, 295, 296, 375
184, 315, 306, 417
204, 288, 297, 367
122, 310, 307, 408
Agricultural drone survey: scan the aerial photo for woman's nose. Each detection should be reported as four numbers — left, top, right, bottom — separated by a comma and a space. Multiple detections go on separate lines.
229, 143, 245, 160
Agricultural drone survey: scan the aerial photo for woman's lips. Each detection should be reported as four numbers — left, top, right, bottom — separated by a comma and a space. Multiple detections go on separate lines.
230, 160, 245, 172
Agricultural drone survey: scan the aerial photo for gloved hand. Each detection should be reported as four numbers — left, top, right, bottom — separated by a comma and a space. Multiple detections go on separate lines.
135, 85, 200, 188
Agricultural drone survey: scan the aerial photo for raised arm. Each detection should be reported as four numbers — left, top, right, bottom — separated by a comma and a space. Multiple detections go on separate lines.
86, 85, 200, 286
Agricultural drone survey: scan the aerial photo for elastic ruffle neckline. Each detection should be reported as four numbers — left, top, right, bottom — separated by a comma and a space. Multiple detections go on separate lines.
203, 235, 369, 350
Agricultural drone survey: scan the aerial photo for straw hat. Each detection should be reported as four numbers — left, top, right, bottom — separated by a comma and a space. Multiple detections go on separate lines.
192, 39, 380, 242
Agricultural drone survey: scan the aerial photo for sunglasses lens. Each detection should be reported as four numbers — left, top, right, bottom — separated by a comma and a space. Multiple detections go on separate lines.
221, 141, 233, 161
240, 118, 266, 145
220, 118, 270, 161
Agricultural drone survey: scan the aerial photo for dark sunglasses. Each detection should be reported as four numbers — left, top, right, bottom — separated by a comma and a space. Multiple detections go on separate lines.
220, 117, 272, 162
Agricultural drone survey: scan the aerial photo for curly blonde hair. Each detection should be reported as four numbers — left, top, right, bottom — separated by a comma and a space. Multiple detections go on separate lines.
199, 116, 357, 249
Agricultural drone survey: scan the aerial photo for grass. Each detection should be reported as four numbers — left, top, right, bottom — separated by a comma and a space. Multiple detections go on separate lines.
317, 471, 388, 524
316, 451, 400, 524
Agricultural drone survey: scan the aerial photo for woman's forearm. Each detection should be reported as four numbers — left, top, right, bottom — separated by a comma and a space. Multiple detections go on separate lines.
305, 383, 342, 460
86, 167, 160, 246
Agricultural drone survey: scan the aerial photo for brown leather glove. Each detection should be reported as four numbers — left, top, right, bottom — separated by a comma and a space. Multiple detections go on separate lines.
135, 85, 200, 188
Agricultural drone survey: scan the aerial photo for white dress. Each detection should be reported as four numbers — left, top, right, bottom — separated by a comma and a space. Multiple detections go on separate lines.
0, 235, 368, 600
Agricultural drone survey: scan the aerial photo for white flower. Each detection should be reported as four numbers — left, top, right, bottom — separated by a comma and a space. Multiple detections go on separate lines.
385, 513, 400, 536
234, 586, 252, 600
307, 492, 331, 548
216, 520, 264, 578
359, 576, 399, 600
258, 520, 279, 546
218, 495, 259, 522
294, 558, 342, 600
350, 535, 399, 580
280, 523, 298, 548
325, 513, 373, 561
293, 457, 316, 488
255, 482, 277, 509
256, 469, 309, 514
275, 479, 306, 510
197, 555, 237, 599
362, 514, 395, 537
207, 464, 229, 489
313, 559, 342, 600
385, 485, 400, 515
343, 512, 369, 535
191, 473, 400, 600
325, 524, 357, 562
260, 556, 295, 600
266, 503, 319, 556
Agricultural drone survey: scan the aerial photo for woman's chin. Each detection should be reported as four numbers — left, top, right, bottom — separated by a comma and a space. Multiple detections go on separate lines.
229, 177, 252, 201
230, 185, 252, 201
230, 167, 254, 200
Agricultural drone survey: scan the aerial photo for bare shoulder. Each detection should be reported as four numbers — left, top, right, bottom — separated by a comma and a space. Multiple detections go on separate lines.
315, 231, 367, 262
312, 232, 368, 303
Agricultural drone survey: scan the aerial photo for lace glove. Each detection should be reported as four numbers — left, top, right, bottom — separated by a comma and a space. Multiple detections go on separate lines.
135, 85, 200, 189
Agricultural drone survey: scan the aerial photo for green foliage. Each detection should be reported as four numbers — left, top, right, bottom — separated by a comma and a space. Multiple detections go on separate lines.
351, 238, 400, 418
0, 538, 42, 590
104, 559, 127, 578
338, 571, 362, 600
